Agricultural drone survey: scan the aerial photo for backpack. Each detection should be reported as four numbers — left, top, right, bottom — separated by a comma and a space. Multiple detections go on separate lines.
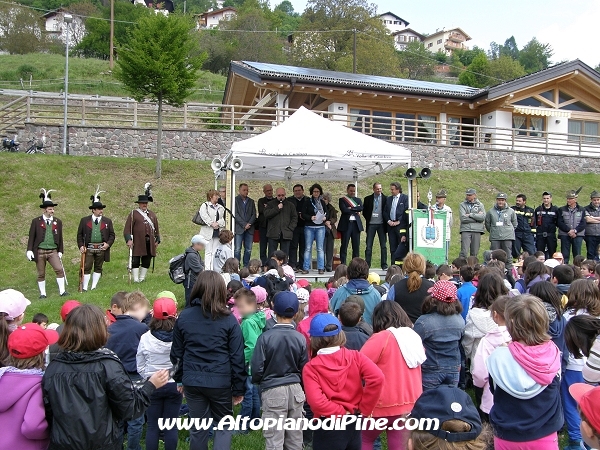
168, 253, 187, 284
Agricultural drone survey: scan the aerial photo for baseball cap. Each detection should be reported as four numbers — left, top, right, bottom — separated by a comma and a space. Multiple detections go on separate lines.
251, 285, 268, 304
309, 313, 341, 337
296, 279, 310, 289
410, 385, 482, 443
60, 300, 81, 322
367, 272, 381, 285
570, 383, 600, 433
465, 188, 476, 195
153, 297, 177, 319
156, 291, 177, 302
544, 259, 560, 268
8, 323, 59, 359
0, 289, 31, 321
496, 193, 508, 199
296, 288, 310, 303
436, 189, 448, 198
191, 235, 209, 246
428, 280, 458, 303
273, 291, 299, 318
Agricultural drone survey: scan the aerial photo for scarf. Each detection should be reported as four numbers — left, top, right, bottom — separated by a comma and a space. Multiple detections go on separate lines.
312, 197, 324, 215
387, 327, 427, 368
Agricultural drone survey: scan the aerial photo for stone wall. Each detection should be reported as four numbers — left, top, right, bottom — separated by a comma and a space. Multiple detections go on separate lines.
16, 122, 600, 173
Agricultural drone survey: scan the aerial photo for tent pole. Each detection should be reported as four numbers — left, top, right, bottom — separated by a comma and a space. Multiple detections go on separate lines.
226, 169, 235, 232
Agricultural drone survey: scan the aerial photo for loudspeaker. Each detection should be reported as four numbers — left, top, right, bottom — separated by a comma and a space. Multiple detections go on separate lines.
231, 158, 244, 171
405, 168, 417, 180
211, 158, 224, 171
420, 168, 432, 179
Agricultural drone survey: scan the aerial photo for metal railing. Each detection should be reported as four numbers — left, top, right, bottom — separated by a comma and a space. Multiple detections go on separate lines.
1, 91, 600, 157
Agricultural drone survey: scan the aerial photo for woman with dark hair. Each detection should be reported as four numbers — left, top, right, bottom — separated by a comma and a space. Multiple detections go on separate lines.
516, 260, 549, 293
322, 192, 338, 272
565, 315, 600, 384
301, 183, 330, 275
43, 304, 169, 450
529, 281, 568, 373
360, 301, 425, 449
170, 271, 246, 450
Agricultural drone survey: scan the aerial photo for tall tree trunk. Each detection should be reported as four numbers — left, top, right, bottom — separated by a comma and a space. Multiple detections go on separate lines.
156, 95, 163, 178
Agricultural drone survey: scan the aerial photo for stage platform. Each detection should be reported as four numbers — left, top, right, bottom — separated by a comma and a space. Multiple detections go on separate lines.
292, 268, 388, 284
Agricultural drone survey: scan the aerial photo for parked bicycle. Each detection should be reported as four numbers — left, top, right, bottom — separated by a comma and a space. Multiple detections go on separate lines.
1, 136, 19, 152
24, 137, 46, 154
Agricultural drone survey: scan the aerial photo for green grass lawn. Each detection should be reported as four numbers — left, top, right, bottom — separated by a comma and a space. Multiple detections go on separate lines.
0, 54, 226, 103
0, 153, 584, 448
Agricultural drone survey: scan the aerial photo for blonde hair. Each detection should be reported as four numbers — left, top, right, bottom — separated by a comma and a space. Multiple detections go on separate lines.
122, 291, 149, 313
404, 253, 426, 293
505, 294, 550, 345
410, 421, 491, 450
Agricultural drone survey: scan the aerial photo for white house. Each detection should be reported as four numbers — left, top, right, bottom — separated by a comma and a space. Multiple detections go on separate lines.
422, 27, 471, 55
197, 7, 237, 29
42, 9, 86, 46
378, 12, 408, 34
392, 28, 425, 51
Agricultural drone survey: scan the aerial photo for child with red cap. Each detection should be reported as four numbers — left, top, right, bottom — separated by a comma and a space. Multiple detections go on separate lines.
48, 299, 81, 362
137, 297, 181, 450
570, 383, 600, 450
0, 322, 58, 450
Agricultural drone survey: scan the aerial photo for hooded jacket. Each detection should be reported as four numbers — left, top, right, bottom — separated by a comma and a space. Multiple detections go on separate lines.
485, 205, 518, 241
297, 290, 330, 356
329, 279, 382, 325
471, 326, 511, 414
183, 246, 204, 289
0, 368, 49, 450
241, 311, 266, 367
302, 347, 384, 417
544, 303, 568, 373
106, 315, 149, 375
463, 308, 497, 361
486, 341, 563, 442
42, 348, 155, 450
136, 330, 175, 381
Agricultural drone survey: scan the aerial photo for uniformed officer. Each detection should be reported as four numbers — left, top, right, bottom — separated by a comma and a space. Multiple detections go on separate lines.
557, 190, 586, 264
584, 190, 600, 260
534, 191, 559, 259
512, 194, 536, 258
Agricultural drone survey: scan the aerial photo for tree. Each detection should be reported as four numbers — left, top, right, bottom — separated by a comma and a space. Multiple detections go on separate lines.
398, 41, 435, 79
272, 0, 301, 35
0, 4, 46, 54
116, 14, 205, 178
434, 50, 448, 64
174, 0, 216, 14
501, 36, 519, 60
519, 37, 553, 73
458, 52, 491, 88
489, 55, 526, 83
454, 46, 486, 67
596, 64, 600, 73
291, 0, 399, 76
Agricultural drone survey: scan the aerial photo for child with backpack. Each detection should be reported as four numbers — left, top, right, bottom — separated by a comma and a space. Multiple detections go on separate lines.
136, 297, 181, 450
487, 294, 563, 449
303, 313, 384, 450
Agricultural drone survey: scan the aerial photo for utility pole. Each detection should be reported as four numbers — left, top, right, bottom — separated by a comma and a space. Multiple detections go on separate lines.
352, 29, 357, 74
109, 0, 114, 70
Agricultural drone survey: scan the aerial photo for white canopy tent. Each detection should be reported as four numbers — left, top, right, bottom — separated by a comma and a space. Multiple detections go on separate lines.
222, 106, 412, 182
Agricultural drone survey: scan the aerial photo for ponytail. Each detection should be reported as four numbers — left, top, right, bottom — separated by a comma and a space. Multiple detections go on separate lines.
403, 253, 426, 293
407, 270, 423, 293
0, 314, 9, 367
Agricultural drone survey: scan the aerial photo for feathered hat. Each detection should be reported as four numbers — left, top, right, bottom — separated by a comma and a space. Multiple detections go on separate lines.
39, 188, 58, 208
135, 182, 153, 203
89, 186, 106, 210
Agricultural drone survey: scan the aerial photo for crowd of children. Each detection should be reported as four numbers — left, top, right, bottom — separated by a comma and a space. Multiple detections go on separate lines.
3, 247, 600, 450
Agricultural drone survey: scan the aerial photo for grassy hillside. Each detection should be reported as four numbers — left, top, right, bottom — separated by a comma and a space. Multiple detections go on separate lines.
0, 54, 226, 102
1, 153, 586, 449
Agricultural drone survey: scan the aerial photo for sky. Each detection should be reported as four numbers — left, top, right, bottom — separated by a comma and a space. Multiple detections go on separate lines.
286, 0, 600, 67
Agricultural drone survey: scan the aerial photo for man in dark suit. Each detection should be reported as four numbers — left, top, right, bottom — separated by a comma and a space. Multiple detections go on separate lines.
288, 184, 308, 271
383, 182, 410, 265
257, 184, 274, 265
234, 183, 257, 267
77, 189, 116, 291
338, 184, 364, 265
363, 182, 388, 269
27, 189, 67, 298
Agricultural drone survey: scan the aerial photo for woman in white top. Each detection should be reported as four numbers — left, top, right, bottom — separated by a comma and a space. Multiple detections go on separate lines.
198, 190, 225, 270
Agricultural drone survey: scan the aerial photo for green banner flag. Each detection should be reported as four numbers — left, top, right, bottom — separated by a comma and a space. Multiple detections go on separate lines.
412, 209, 448, 266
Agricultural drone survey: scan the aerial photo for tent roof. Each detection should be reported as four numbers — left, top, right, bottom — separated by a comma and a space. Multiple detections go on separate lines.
226, 107, 411, 181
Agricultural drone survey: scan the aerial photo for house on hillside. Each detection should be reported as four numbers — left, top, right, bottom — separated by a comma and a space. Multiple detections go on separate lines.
378, 12, 409, 34
392, 28, 425, 51
423, 28, 471, 56
42, 9, 86, 46
131, 0, 174, 14
197, 7, 237, 29
222, 60, 600, 155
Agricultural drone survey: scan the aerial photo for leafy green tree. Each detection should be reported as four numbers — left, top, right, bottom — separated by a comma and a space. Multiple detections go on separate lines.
595, 64, 600, 73
0, 4, 47, 54
501, 36, 519, 60
291, 0, 398, 76
454, 46, 486, 67
458, 52, 492, 88
272, 0, 301, 35
174, 0, 216, 14
74, 1, 152, 59
398, 41, 435, 79
489, 55, 525, 83
448, 52, 465, 77
519, 37, 553, 73
336, 33, 400, 77
116, 14, 205, 178
434, 50, 448, 64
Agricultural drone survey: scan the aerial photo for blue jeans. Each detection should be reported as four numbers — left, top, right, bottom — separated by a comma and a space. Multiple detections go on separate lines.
146, 383, 183, 450
561, 369, 583, 442
303, 226, 325, 271
234, 230, 254, 267
126, 374, 145, 450
561, 236, 583, 264
422, 368, 459, 391
239, 376, 261, 427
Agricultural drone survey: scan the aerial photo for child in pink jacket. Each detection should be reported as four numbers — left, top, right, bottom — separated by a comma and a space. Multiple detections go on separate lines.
472, 295, 511, 422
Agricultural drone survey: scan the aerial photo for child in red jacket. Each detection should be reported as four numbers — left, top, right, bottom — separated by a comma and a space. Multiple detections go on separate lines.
302, 313, 384, 450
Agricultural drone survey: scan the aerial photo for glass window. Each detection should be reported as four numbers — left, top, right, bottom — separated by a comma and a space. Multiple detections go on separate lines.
418, 115, 437, 143
513, 115, 545, 137
558, 91, 573, 103
561, 101, 598, 113
372, 111, 392, 139
395, 113, 416, 141
540, 90, 554, 101
513, 97, 544, 107
569, 120, 599, 143
437, 39, 442, 44
350, 109, 370, 134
